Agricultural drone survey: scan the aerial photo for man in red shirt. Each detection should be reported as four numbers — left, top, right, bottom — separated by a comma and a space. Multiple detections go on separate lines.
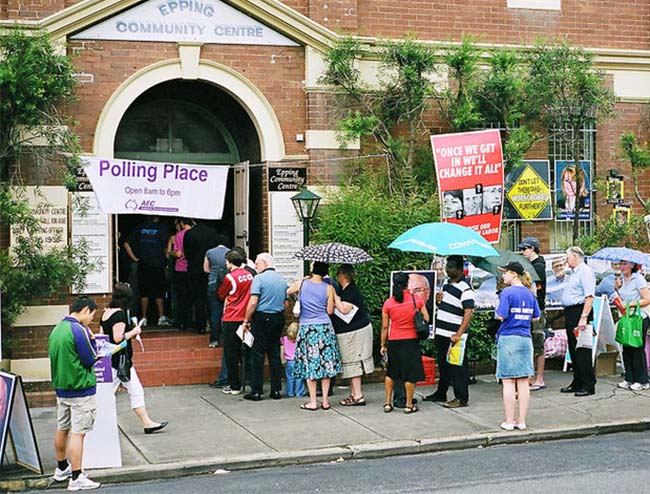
217, 249, 254, 395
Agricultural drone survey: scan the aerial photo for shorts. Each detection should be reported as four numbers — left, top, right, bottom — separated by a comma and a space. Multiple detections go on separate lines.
336, 323, 375, 379
531, 313, 547, 358
137, 264, 166, 298
56, 395, 96, 434
496, 335, 534, 380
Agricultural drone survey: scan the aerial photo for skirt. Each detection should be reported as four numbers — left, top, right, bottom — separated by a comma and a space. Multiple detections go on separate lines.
496, 335, 534, 379
386, 338, 425, 383
293, 322, 342, 380
336, 323, 375, 379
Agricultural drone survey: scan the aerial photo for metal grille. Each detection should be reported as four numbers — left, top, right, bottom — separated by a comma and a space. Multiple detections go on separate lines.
548, 124, 596, 252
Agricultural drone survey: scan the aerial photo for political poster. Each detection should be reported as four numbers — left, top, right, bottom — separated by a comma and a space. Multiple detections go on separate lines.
606, 171, 624, 204
0, 371, 15, 466
82, 156, 229, 219
613, 204, 631, 226
389, 271, 437, 339
555, 160, 591, 220
431, 129, 504, 243
504, 160, 552, 221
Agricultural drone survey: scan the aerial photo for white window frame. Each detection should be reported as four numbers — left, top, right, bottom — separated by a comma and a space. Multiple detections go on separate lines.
507, 0, 561, 10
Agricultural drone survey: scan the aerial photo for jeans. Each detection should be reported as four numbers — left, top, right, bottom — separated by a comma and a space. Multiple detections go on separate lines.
207, 284, 224, 343
250, 311, 284, 395
435, 334, 469, 404
285, 360, 305, 397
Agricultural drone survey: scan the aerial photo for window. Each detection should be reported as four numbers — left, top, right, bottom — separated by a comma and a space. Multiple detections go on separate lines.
507, 0, 560, 10
548, 124, 595, 252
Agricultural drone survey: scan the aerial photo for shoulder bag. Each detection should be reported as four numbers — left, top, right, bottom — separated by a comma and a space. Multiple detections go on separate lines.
412, 295, 429, 340
292, 279, 304, 319
616, 302, 644, 348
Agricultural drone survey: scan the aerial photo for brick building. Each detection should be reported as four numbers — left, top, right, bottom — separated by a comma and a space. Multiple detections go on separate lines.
1, 0, 649, 392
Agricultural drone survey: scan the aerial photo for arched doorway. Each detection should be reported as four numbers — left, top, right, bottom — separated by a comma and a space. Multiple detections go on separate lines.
113, 79, 264, 283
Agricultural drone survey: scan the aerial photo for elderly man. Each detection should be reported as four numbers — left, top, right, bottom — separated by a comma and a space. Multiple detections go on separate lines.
242, 253, 288, 401
561, 246, 596, 397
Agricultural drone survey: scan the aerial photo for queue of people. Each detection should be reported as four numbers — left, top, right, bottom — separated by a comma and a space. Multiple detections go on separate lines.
48, 235, 650, 489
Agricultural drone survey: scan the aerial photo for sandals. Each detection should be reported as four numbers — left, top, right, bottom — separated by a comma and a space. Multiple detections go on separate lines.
340, 395, 366, 406
404, 404, 419, 414
300, 402, 318, 411
383, 403, 393, 413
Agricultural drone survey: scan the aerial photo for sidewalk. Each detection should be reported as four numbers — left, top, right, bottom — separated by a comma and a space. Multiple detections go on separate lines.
5, 370, 650, 490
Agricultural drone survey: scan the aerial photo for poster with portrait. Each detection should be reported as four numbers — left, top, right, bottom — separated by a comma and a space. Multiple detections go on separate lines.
0, 371, 15, 465
554, 160, 592, 220
389, 270, 437, 338
606, 172, 624, 204
431, 129, 504, 243
613, 204, 631, 226
504, 160, 552, 221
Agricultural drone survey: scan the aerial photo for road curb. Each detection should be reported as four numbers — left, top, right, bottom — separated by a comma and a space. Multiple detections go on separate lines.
4, 419, 650, 491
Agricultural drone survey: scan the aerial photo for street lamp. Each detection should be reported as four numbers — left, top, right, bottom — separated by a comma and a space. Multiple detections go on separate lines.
291, 189, 321, 276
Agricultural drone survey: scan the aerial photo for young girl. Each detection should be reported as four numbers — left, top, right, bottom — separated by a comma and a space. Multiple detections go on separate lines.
281, 323, 305, 397
495, 262, 540, 431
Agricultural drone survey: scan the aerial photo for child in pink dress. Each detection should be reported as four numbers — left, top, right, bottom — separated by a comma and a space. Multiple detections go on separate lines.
281, 323, 305, 397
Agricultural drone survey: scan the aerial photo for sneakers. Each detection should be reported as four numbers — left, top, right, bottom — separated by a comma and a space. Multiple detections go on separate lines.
500, 422, 515, 431
67, 473, 100, 491
221, 386, 242, 395
53, 464, 72, 481
630, 382, 650, 391
158, 316, 171, 326
140, 318, 147, 328
618, 381, 631, 389
515, 423, 527, 431
442, 398, 468, 409
208, 341, 219, 348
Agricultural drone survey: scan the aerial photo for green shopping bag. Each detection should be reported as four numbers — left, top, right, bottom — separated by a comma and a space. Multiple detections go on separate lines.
615, 303, 644, 348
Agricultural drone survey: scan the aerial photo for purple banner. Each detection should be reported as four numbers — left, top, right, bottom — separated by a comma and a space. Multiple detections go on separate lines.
94, 335, 113, 384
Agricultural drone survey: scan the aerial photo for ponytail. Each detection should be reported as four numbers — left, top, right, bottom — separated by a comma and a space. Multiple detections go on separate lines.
519, 272, 533, 291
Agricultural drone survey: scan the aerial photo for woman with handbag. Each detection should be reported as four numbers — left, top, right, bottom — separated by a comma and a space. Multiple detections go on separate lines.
101, 283, 168, 434
287, 262, 342, 411
614, 260, 650, 391
380, 272, 429, 414
495, 262, 540, 431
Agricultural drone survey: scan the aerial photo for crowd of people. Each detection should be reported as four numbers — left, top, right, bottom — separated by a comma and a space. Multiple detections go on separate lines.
47, 230, 649, 489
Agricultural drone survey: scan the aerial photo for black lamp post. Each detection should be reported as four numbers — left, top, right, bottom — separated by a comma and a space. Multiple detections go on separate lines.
291, 189, 321, 276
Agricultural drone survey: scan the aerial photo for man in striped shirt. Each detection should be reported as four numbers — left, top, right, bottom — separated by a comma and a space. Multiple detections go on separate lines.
423, 255, 474, 408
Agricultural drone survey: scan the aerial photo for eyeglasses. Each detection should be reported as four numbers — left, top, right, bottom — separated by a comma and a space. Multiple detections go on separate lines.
520, 245, 532, 251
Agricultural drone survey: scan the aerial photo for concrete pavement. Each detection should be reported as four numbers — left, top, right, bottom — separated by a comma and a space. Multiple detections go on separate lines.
4, 370, 650, 491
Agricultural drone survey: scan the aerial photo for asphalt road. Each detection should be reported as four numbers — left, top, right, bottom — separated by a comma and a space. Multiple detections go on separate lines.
40, 432, 650, 493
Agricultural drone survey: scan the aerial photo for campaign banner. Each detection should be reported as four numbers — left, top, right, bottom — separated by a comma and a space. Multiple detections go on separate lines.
82, 156, 229, 219
504, 160, 552, 221
431, 129, 504, 243
555, 160, 591, 221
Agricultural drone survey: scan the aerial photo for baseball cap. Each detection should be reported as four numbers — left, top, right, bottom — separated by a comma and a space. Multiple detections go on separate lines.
498, 261, 525, 276
517, 237, 540, 251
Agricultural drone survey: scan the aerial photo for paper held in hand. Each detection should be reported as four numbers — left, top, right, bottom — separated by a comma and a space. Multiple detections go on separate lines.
96, 339, 127, 358
236, 324, 255, 348
333, 304, 359, 324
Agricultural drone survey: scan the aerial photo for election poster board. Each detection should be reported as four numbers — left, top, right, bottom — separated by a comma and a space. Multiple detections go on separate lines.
82, 156, 229, 220
0, 371, 43, 474
431, 130, 504, 243
606, 171, 624, 204
83, 335, 122, 469
504, 160, 552, 221
555, 160, 592, 220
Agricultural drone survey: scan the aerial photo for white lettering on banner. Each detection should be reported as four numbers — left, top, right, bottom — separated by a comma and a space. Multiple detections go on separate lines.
71, 0, 299, 46
82, 156, 229, 220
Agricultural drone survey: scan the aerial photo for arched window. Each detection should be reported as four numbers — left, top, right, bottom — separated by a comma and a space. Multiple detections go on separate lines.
114, 99, 240, 164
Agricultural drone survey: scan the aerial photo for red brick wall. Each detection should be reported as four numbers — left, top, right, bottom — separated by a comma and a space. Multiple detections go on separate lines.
67, 41, 306, 158
3, 0, 64, 20
356, 0, 650, 50
309, 0, 358, 33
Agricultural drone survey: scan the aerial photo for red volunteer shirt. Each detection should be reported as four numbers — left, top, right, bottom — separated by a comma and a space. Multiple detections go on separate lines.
382, 290, 424, 340
218, 267, 254, 322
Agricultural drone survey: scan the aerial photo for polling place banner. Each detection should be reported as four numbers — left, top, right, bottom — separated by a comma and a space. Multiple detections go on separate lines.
431, 129, 504, 243
82, 156, 229, 219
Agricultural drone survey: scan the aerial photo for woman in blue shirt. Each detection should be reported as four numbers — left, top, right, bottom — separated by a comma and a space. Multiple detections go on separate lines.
614, 260, 650, 391
495, 262, 540, 431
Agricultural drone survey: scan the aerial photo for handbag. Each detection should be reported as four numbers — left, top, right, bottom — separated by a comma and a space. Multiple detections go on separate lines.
412, 295, 429, 340
616, 303, 644, 348
292, 280, 304, 319
116, 352, 132, 382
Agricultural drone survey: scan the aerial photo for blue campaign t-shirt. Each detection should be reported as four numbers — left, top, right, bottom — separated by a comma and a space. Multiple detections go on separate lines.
495, 285, 540, 339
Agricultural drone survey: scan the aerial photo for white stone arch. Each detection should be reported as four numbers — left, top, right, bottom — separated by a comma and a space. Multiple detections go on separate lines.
93, 58, 286, 161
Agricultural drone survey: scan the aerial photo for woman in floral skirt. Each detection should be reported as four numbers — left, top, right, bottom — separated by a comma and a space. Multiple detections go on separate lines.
287, 262, 342, 410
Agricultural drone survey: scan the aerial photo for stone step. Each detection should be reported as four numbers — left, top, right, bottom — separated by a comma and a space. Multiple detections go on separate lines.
132, 347, 221, 365
135, 361, 220, 387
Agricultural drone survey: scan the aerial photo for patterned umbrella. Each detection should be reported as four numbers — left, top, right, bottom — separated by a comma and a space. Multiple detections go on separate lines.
590, 247, 650, 266
295, 242, 374, 264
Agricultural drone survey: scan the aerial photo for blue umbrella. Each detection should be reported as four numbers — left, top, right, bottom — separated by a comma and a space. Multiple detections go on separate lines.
388, 222, 500, 258
590, 247, 650, 266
